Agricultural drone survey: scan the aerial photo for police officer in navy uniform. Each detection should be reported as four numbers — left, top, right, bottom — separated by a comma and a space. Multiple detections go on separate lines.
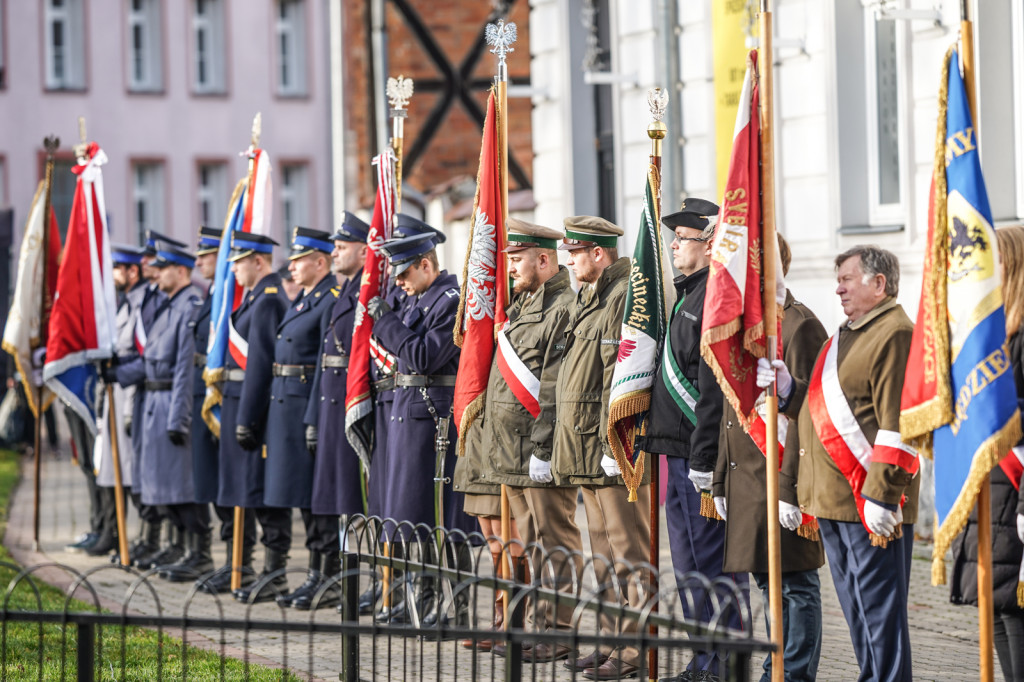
119, 231, 188, 569
287, 213, 371, 611
263, 227, 338, 607
368, 219, 475, 625
116, 244, 211, 579
208, 232, 282, 599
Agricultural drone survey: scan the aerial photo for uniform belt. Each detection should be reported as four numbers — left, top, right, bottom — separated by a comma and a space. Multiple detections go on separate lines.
394, 374, 457, 388
373, 376, 395, 393
224, 369, 246, 382
144, 380, 173, 391
194, 353, 207, 367
321, 354, 349, 369
272, 363, 316, 378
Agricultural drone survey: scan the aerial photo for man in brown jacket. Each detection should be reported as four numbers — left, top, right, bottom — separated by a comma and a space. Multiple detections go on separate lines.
778, 245, 919, 682
551, 216, 650, 681
467, 218, 582, 661
712, 234, 827, 682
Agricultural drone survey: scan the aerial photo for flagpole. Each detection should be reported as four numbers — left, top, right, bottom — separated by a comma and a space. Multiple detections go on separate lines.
387, 76, 412, 212
644, 88, 668, 682
33, 136, 59, 552
758, 2, 785, 680
231, 112, 262, 592
958, 6, 994, 679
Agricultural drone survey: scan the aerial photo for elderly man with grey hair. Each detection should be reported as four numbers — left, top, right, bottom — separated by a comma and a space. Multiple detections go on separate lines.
770, 244, 919, 682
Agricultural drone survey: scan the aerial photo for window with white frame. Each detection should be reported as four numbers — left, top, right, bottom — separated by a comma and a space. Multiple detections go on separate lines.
197, 162, 228, 226
127, 0, 163, 92
279, 163, 310, 228
44, 0, 86, 90
863, 10, 908, 226
276, 0, 307, 97
132, 162, 166, 243
192, 0, 225, 94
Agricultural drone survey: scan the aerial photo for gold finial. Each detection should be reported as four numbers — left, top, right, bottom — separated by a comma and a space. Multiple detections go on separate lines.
647, 88, 668, 142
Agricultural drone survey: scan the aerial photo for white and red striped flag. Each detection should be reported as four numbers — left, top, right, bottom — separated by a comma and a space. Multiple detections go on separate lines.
42, 144, 118, 433
453, 88, 507, 451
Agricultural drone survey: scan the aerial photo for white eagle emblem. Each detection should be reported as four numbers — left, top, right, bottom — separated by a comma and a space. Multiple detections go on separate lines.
466, 210, 497, 323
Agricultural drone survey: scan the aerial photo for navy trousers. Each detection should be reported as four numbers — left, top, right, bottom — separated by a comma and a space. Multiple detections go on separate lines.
819, 519, 913, 682
752, 569, 822, 682
664, 455, 749, 673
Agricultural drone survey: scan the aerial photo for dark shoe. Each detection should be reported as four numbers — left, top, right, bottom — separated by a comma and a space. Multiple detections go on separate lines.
65, 532, 99, 554
292, 552, 340, 611
233, 547, 288, 604
374, 600, 409, 624
278, 551, 321, 608
462, 636, 495, 652
358, 582, 382, 615
666, 672, 721, 682
565, 651, 608, 672
525, 643, 574, 662
492, 641, 532, 658
162, 531, 215, 582
198, 539, 254, 594
85, 530, 117, 556
583, 657, 640, 680
137, 542, 185, 570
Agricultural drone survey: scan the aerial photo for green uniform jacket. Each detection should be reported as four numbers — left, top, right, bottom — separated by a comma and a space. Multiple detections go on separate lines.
713, 291, 827, 574
795, 297, 920, 523
454, 267, 574, 493
551, 257, 632, 486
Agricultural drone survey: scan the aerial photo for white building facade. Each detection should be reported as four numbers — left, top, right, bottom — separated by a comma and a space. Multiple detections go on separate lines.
0, 0, 332, 254
528, 0, 1024, 330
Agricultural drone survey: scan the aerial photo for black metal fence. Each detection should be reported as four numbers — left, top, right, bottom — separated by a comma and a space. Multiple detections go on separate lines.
0, 515, 772, 681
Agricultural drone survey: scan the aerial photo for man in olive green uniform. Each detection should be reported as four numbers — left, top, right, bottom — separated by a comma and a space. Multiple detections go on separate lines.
463, 218, 580, 661
712, 234, 827, 682
778, 245, 919, 682
550, 216, 650, 680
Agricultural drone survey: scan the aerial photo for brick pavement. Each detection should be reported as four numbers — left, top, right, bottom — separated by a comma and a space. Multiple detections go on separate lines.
2, 445, 996, 680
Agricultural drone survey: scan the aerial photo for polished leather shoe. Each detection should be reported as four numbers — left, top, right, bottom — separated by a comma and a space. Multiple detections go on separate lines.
491, 641, 531, 658
565, 651, 608, 672
525, 642, 574, 662
65, 532, 99, 554
374, 600, 409, 624
583, 657, 640, 680
661, 671, 721, 682
358, 583, 382, 615
461, 636, 496, 652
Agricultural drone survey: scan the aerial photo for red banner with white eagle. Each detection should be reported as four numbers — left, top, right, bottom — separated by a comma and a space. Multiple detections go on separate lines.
453, 88, 507, 450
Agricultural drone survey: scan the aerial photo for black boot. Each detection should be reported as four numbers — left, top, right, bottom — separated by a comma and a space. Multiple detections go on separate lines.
85, 528, 117, 556
233, 548, 288, 604
138, 524, 186, 571
197, 540, 255, 594
278, 551, 322, 608
123, 520, 161, 565
159, 531, 194, 580
355, 579, 383, 615
162, 530, 215, 582
293, 552, 341, 610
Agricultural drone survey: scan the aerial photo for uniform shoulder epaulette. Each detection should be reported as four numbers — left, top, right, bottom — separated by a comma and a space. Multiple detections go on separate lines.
264, 286, 279, 294
331, 286, 340, 298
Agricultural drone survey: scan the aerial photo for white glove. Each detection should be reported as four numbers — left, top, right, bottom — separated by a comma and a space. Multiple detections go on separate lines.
713, 496, 728, 520
688, 467, 714, 492
600, 455, 621, 477
1017, 513, 1024, 543
863, 499, 898, 537
779, 501, 802, 531
529, 455, 553, 483
895, 504, 904, 526
30, 347, 46, 387
755, 357, 793, 400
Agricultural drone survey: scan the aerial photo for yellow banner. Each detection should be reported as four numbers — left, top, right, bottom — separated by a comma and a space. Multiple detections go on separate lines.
711, 1, 757, 196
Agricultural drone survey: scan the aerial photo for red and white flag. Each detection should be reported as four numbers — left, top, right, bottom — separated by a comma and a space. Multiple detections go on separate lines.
701, 50, 784, 430
453, 89, 507, 450
345, 150, 396, 468
2, 178, 61, 416
42, 144, 118, 433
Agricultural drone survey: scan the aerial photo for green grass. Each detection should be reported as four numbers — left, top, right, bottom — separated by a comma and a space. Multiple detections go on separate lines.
0, 449, 301, 680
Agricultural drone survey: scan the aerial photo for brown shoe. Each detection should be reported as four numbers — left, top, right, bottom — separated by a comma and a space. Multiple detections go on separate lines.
525, 642, 574, 662
565, 650, 608, 672
462, 637, 494, 651
492, 641, 531, 658
583, 657, 640, 680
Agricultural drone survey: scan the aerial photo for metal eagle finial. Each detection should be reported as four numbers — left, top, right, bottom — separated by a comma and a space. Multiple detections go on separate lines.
386, 75, 415, 115
485, 20, 517, 66
647, 88, 669, 123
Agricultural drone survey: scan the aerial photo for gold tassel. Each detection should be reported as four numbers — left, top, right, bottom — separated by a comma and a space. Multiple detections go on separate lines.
796, 522, 820, 543
869, 533, 889, 549
1017, 581, 1024, 609
932, 556, 947, 586
699, 491, 723, 521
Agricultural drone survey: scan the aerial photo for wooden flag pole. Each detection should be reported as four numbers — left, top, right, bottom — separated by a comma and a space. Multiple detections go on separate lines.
758, 3, 785, 680
646, 87, 668, 682
106, 383, 130, 566
958, 6, 994, 680
231, 112, 262, 592
487, 18, 517, 620
33, 136, 59, 552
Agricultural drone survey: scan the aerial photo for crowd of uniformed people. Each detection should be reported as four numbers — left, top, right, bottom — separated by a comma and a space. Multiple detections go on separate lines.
57, 199, 1024, 682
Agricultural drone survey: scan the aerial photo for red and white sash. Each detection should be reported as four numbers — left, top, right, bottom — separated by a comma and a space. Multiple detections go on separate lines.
495, 320, 541, 417
228, 317, 248, 370
369, 336, 396, 376
807, 333, 919, 534
133, 313, 147, 355
999, 446, 1024, 492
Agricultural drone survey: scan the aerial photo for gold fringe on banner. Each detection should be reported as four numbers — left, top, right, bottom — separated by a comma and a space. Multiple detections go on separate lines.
933, 556, 948, 586
607, 392, 649, 502
797, 519, 819, 542
699, 490, 723, 521
456, 393, 485, 457
1017, 581, 1024, 608
201, 367, 224, 438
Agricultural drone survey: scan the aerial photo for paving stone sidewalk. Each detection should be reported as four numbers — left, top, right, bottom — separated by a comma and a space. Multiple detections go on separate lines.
2, 445, 996, 681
